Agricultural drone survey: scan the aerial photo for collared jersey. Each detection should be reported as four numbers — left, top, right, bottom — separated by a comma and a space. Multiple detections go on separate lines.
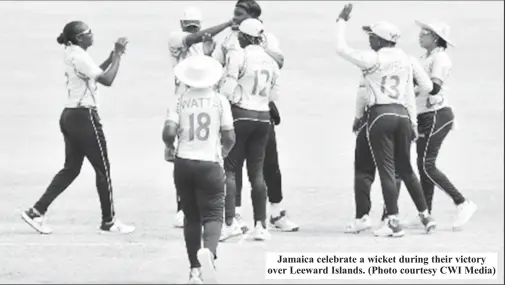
63, 45, 103, 109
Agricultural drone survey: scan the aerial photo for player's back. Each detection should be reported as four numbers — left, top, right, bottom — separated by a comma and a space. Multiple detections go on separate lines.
176, 88, 226, 163
236, 46, 280, 112
363, 48, 413, 107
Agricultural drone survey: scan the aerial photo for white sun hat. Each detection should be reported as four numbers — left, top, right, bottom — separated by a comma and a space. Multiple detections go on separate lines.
181, 6, 202, 22
239, 18, 264, 37
174, 55, 223, 89
415, 20, 455, 47
362, 21, 401, 43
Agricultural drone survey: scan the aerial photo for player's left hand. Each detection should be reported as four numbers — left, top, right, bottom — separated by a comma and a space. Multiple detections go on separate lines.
338, 3, 353, 21
202, 33, 216, 56
165, 146, 176, 162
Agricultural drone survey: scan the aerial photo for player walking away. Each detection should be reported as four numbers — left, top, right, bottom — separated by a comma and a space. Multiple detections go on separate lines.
168, 7, 235, 228
346, 57, 434, 233
21, 21, 135, 234
163, 55, 236, 284
413, 20, 477, 229
335, 4, 436, 237
219, 18, 280, 242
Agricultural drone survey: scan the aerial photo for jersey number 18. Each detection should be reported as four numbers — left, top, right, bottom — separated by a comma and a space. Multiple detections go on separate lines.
188, 112, 211, 141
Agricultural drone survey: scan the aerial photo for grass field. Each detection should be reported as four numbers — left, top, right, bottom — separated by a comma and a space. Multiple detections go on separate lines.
0, 1, 503, 284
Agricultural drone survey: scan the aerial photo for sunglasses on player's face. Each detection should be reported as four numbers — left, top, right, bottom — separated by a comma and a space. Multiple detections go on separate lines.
419, 29, 433, 37
77, 29, 93, 37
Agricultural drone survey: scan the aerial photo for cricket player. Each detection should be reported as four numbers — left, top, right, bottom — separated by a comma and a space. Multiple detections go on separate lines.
162, 55, 236, 284
168, 7, 234, 228
335, 4, 435, 237
413, 20, 477, 229
21, 21, 135, 234
212, 0, 298, 233
219, 18, 280, 241
346, 57, 434, 234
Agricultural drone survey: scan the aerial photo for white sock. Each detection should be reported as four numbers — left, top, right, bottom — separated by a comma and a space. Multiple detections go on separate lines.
235, 207, 242, 216
419, 210, 429, 217
270, 203, 282, 218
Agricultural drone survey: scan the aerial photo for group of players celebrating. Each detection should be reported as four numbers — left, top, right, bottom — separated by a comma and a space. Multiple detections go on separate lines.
164, 1, 477, 282
19, 1, 477, 284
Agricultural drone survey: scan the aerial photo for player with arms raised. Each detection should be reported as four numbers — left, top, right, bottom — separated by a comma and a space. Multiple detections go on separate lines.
168, 7, 234, 228
162, 55, 236, 284
335, 4, 436, 237
219, 18, 280, 241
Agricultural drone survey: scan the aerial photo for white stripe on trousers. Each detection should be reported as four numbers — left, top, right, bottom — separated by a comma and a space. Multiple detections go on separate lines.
421, 109, 454, 193
366, 112, 410, 217
89, 109, 115, 221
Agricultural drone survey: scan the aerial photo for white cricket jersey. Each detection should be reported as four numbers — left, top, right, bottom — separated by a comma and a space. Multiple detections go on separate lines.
169, 31, 205, 96
220, 45, 280, 112
416, 47, 452, 114
212, 27, 282, 66
165, 88, 234, 163
335, 20, 417, 124
63, 45, 104, 109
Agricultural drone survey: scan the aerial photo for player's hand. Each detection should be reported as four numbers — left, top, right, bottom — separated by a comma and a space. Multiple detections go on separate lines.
114, 37, 129, 56
202, 33, 216, 56
427, 95, 444, 108
338, 3, 353, 21
352, 117, 365, 134
269, 102, 281, 126
164, 146, 176, 162
411, 125, 419, 142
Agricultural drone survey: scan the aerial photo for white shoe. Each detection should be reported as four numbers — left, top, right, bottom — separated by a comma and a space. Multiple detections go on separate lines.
270, 210, 299, 232
401, 214, 424, 228
188, 268, 203, 284
21, 208, 52, 235
197, 248, 217, 284
373, 218, 405, 238
219, 220, 242, 242
251, 223, 271, 241
234, 213, 249, 234
100, 220, 135, 234
344, 215, 372, 234
453, 200, 477, 230
174, 210, 184, 229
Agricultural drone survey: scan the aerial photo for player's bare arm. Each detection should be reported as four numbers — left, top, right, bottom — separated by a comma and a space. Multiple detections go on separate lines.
162, 119, 178, 162
184, 20, 234, 48
99, 51, 114, 71
221, 129, 236, 158
96, 37, 128, 87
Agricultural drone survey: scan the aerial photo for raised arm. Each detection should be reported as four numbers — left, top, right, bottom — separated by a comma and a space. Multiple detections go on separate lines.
335, 19, 378, 71
185, 21, 233, 48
